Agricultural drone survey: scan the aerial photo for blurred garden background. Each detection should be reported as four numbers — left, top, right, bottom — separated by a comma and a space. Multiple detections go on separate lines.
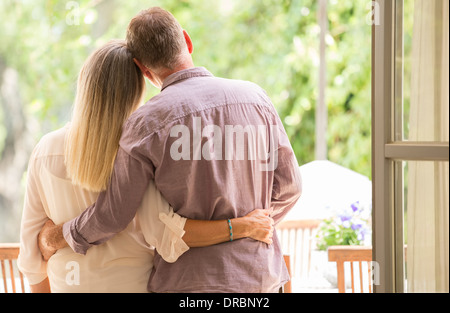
0, 0, 375, 242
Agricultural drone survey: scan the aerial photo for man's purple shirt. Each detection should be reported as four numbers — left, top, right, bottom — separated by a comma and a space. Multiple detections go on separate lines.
63, 67, 302, 292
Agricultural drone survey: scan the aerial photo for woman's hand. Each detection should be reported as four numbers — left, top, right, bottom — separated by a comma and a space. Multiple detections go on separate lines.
238, 209, 274, 245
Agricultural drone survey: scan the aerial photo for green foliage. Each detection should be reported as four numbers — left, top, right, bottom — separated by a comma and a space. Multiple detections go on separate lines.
316, 201, 371, 251
0, 0, 373, 177
316, 218, 361, 250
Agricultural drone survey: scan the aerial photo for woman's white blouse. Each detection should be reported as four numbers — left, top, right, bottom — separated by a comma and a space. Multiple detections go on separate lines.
17, 126, 189, 292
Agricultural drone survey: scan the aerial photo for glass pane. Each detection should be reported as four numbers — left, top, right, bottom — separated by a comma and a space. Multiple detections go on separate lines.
399, 0, 414, 141
402, 161, 449, 293
396, 0, 449, 142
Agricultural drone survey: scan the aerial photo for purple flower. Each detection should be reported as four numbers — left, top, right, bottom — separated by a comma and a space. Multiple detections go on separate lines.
351, 202, 360, 212
357, 232, 365, 241
339, 214, 352, 222
357, 228, 369, 241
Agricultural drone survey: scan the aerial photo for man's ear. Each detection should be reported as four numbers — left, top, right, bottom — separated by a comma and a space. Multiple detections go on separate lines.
133, 58, 153, 80
183, 30, 194, 54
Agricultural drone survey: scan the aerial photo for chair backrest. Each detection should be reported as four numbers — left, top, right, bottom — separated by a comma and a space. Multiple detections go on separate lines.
0, 243, 26, 293
283, 255, 292, 293
277, 220, 321, 279
327, 246, 373, 293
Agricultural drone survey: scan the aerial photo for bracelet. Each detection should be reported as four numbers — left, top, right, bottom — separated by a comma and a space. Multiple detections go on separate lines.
227, 219, 233, 242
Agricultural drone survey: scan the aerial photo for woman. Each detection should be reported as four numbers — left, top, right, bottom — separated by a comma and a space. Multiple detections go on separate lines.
18, 40, 274, 293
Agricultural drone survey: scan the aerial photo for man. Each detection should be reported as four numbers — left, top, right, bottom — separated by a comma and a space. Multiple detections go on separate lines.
40, 7, 302, 293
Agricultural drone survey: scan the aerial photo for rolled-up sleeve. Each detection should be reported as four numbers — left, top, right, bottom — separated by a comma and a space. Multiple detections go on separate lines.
137, 180, 189, 263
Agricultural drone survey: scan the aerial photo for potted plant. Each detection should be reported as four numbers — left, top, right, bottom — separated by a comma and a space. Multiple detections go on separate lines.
314, 201, 372, 287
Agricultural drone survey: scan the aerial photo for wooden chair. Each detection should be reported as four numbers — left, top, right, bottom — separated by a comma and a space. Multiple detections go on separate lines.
0, 243, 26, 293
277, 220, 321, 279
283, 255, 292, 293
327, 246, 373, 293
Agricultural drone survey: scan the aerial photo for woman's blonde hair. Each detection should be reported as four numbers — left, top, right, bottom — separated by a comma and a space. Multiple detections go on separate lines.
65, 39, 145, 192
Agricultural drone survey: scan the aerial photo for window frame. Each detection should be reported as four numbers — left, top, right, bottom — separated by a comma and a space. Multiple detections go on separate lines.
372, 0, 449, 293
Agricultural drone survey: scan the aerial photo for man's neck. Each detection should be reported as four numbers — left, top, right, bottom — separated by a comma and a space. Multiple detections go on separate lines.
158, 59, 195, 84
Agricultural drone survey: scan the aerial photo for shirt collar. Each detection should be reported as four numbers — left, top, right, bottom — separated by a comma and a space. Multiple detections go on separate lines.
161, 67, 213, 91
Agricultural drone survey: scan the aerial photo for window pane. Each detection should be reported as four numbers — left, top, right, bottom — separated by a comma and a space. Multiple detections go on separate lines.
396, 0, 449, 142
399, 0, 414, 141
403, 161, 449, 293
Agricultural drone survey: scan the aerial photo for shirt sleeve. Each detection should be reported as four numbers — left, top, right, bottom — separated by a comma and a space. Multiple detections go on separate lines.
137, 180, 189, 263
269, 120, 303, 224
63, 145, 154, 255
17, 148, 49, 285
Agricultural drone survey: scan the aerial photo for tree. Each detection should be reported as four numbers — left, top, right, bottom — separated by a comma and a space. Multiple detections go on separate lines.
0, 0, 372, 241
